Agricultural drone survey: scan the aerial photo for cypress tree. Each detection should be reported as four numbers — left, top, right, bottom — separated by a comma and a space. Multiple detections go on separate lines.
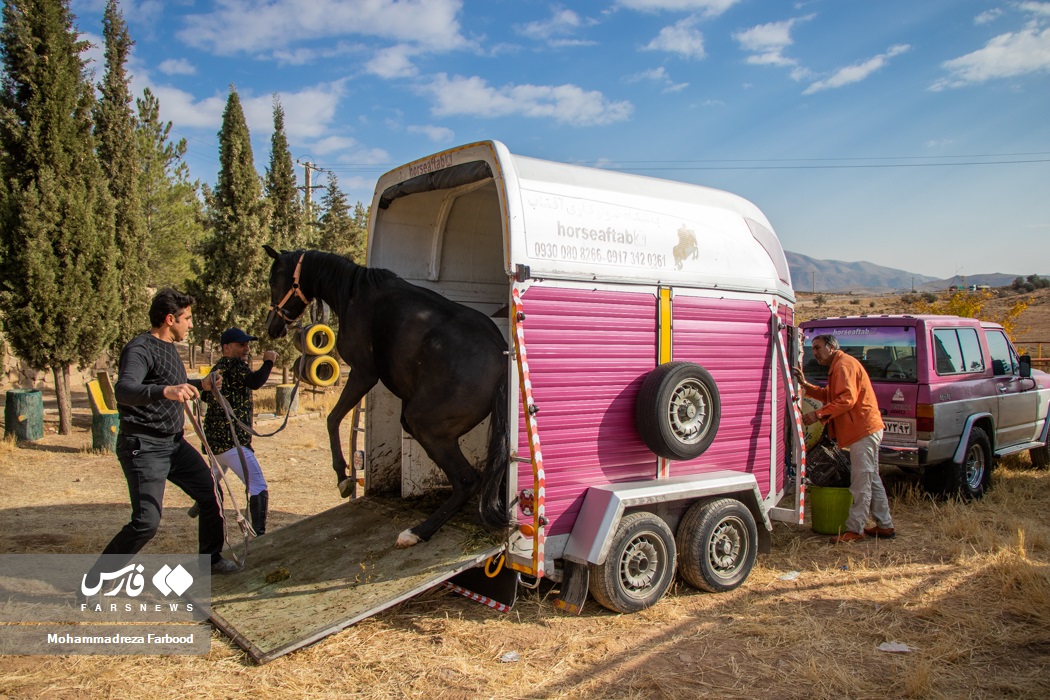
136, 87, 205, 288
192, 86, 269, 347
0, 0, 119, 435
95, 0, 146, 352
262, 95, 303, 370
264, 95, 303, 252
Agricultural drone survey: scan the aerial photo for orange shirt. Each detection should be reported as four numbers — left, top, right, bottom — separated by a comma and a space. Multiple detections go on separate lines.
805, 350, 884, 448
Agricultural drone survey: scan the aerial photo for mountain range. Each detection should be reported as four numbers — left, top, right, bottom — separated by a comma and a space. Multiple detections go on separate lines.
785, 252, 1027, 293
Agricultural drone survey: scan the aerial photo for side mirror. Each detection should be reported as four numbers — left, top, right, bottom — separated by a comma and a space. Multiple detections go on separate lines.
1019, 354, 1032, 378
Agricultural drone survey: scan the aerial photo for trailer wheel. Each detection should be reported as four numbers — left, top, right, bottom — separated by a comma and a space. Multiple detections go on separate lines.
636, 361, 720, 460
676, 498, 757, 593
588, 512, 676, 614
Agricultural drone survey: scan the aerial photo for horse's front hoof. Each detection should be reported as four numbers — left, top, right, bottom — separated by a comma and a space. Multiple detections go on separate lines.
338, 478, 354, 499
395, 529, 421, 548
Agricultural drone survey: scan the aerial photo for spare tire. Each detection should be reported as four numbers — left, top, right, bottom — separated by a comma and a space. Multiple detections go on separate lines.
636, 361, 720, 460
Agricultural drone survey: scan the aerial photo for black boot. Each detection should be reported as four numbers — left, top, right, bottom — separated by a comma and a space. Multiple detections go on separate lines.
248, 490, 268, 536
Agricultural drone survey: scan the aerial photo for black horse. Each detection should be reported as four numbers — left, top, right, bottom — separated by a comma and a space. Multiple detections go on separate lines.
263, 246, 510, 548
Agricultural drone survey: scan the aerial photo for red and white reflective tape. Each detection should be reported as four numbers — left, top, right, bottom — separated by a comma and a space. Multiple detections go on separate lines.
443, 581, 512, 613
512, 286, 546, 579
772, 303, 807, 524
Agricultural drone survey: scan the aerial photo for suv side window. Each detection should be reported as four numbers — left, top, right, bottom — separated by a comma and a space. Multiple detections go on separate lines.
986, 330, 1018, 376
933, 328, 985, 375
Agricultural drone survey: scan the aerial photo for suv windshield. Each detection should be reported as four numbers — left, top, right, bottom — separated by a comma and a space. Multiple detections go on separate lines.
802, 325, 918, 382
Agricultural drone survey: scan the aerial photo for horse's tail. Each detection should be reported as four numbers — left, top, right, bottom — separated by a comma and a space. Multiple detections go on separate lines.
478, 376, 510, 531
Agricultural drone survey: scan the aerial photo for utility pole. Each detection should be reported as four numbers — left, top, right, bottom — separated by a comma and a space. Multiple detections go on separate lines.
297, 159, 328, 327
811, 270, 815, 293
297, 159, 325, 228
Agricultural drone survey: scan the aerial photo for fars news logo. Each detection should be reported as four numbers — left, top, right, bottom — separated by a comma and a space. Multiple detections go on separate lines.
80, 563, 197, 613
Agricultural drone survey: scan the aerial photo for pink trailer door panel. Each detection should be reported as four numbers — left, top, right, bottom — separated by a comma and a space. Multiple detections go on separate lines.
516, 286, 782, 537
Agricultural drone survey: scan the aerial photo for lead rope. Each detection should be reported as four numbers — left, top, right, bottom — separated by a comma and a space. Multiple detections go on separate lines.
184, 399, 251, 568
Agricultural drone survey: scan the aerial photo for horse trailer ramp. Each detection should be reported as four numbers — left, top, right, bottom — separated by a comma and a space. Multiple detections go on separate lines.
208, 497, 502, 664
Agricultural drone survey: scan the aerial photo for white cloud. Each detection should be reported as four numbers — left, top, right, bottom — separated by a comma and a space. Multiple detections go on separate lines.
177, 0, 466, 55
626, 66, 689, 92
272, 42, 363, 67
309, 136, 362, 156
157, 58, 196, 76
145, 85, 227, 129
975, 8, 1003, 25
241, 84, 347, 140
365, 45, 421, 79
930, 22, 1050, 90
407, 124, 455, 142
421, 74, 633, 126
617, 0, 742, 17
644, 17, 706, 59
1019, 2, 1050, 17
518, 8, 592, 41
734, 15, 813, 69
803, 44, 910, 94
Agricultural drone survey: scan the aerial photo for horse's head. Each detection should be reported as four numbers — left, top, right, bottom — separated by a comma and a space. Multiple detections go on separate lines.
264, 245, 312, 338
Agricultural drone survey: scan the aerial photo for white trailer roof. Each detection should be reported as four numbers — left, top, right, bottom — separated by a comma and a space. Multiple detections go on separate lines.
371, 140, 793, 299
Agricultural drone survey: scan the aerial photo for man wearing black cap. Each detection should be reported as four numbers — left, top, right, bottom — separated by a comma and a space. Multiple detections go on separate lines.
198, 328, 276, 535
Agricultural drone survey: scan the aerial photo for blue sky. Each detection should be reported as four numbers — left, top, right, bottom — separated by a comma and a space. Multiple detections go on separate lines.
72, 0, 1050, 281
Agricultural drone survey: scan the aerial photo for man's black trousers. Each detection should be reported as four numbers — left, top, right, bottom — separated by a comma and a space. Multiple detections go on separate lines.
99, 432, 224, 568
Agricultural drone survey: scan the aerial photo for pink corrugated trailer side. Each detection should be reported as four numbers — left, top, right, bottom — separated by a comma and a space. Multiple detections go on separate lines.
365, 140, 804, 614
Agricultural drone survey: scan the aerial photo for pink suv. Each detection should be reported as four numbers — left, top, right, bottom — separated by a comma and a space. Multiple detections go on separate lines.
799, 315, 1050, 499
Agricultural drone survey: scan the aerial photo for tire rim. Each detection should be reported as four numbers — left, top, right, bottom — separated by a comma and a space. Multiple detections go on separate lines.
666, 378, 713, 445
707, 516, 748, 578
619, 533, 666, 598
964, 443, 986, 491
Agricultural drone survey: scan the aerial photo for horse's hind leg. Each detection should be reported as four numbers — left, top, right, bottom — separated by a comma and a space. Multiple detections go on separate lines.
396, 433, 480, 548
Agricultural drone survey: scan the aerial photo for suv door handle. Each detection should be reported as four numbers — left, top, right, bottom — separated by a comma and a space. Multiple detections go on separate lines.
998, 386, 1009, 392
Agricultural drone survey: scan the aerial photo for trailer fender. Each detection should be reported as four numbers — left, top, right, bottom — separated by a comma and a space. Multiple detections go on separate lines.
561, 472, 772, 568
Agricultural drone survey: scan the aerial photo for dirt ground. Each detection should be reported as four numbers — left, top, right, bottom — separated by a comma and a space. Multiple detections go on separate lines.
2, 293, 1050, 698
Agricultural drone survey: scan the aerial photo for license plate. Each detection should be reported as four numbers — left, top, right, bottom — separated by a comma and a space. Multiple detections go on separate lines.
884, 420, 912, 436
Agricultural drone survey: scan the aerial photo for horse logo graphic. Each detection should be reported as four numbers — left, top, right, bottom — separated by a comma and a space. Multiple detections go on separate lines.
673, 225, 698, 270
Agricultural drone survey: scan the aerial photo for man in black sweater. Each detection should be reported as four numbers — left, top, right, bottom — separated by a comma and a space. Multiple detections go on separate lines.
84, 289, 240, 591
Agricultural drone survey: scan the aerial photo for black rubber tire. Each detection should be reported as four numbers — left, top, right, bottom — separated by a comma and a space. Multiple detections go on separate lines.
1030, 442, 1050, 470
676, 498, 758, 593
636, 361, 721, 461
923, 427, 992, 500
588, 512, 677, 614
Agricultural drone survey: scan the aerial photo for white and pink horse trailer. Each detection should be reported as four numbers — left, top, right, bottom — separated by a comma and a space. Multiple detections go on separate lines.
364, 140, 804, 614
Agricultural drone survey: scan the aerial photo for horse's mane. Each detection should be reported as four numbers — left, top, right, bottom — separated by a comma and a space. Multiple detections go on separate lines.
303, 249, 401, 301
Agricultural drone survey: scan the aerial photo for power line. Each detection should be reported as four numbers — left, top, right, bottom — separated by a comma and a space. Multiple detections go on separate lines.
300, 151, 1050, 174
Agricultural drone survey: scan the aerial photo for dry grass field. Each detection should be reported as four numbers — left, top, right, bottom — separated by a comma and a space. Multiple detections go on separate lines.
2, 290, 1050, 699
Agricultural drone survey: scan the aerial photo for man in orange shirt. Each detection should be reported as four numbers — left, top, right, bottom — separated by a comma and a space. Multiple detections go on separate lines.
795, 334, 896, 543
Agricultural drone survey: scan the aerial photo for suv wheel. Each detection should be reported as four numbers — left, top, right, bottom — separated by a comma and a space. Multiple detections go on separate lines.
924, 427, 992, 500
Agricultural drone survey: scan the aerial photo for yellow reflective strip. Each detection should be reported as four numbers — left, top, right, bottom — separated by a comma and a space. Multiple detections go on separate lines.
658, 287, 672, 364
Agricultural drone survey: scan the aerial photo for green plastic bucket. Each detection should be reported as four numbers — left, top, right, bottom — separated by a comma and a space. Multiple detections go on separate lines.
808, 485, 853, 535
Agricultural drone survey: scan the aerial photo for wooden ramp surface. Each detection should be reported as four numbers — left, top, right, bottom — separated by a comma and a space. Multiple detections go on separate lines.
209, 497, 501, 664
